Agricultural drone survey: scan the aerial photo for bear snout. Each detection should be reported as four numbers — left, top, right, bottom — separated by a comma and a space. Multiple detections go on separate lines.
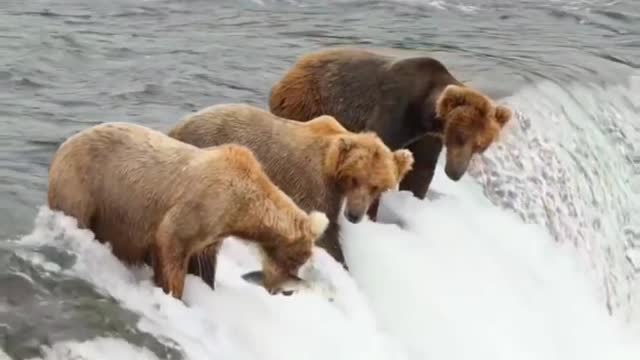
345, 208, 365, 223
344, 188, 371, 224
444, 147, 472, 181
444, 163, 466, 181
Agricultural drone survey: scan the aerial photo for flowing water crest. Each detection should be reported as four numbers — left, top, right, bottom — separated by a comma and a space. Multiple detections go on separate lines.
1, 0, 640, 359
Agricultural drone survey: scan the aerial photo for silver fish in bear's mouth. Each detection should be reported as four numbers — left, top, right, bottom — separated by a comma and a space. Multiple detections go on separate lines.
241, 270, 310, 296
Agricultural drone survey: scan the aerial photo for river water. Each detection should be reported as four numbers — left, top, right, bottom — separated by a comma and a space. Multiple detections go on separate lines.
1, 0, 639, 359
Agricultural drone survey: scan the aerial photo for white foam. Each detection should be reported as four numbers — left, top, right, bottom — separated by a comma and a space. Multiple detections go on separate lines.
366, 0, 482, 13
467, 75, 640, 320
14, 163, 640, 359
17, 207, 404, 360
343, 170, 640, 359
0, 348, 12, 360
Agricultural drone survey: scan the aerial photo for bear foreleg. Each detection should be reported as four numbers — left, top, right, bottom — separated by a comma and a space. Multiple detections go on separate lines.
153, 208, 189, 299
399, 135, 443, 199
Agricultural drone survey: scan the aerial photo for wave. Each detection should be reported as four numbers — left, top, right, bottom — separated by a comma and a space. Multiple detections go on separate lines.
13, 160, 640, 359
468, 73, 640, 321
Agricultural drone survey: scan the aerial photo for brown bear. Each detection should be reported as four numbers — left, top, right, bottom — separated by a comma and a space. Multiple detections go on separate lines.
168, 103, 414, 268
268, 47, 513, 219
47, 122, 329, 299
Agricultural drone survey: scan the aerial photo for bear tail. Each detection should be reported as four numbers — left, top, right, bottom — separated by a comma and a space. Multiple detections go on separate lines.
308, 211, 330, 239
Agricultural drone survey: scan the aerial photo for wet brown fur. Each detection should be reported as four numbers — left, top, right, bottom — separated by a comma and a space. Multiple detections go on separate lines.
47, 122, 329, 299
169, 104, 414, 268
269, 48, 513, 218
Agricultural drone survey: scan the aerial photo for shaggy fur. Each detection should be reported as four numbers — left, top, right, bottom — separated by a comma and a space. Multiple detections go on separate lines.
47, 122, 329, 299
169, 104, 414, 268
269, 47, 513, 218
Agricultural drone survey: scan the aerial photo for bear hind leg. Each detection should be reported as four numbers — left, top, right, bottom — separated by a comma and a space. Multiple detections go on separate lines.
48, 186, 97, 230
153, 210, 189, 299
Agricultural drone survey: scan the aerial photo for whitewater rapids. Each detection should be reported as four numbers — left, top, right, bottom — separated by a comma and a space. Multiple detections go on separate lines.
12, 164, 640, 360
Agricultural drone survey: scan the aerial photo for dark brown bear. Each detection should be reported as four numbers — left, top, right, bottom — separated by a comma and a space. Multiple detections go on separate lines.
269, 47, 513, 219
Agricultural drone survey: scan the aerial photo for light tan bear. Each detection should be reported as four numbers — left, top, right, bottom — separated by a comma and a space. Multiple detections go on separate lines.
47, 122, 329, 299
168, 104, 414, 269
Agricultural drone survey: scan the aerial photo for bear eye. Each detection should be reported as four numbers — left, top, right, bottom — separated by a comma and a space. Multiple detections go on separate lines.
371, 185, 380, 193
454, 133, 467, 146
446, 129, 467, 146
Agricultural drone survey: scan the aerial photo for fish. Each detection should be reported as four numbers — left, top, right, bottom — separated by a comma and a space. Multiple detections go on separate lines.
241, 270, 309, 296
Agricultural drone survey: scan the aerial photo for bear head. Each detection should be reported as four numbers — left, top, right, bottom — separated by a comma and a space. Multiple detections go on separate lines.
267, 210, 328, 273
327, 132, 414, 223
260, 211, 329, 293
435, 84, 513, 181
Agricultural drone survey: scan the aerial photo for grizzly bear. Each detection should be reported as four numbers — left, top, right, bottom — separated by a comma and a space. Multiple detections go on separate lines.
268, 47, 513, 219
168, 104, 414, 268
47, 122, 329, 299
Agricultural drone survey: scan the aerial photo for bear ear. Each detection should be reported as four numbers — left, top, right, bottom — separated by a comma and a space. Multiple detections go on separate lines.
393, 149, 415, 180
328, 136, 354, 175
436, 84, 467, 117
436, 84, 490, 118
308, 211, 330, 239
494, 105, 513, 128
338, 137, 353, 153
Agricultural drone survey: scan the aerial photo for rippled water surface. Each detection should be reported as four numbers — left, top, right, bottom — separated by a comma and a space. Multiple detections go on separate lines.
1, 0, 640, 358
